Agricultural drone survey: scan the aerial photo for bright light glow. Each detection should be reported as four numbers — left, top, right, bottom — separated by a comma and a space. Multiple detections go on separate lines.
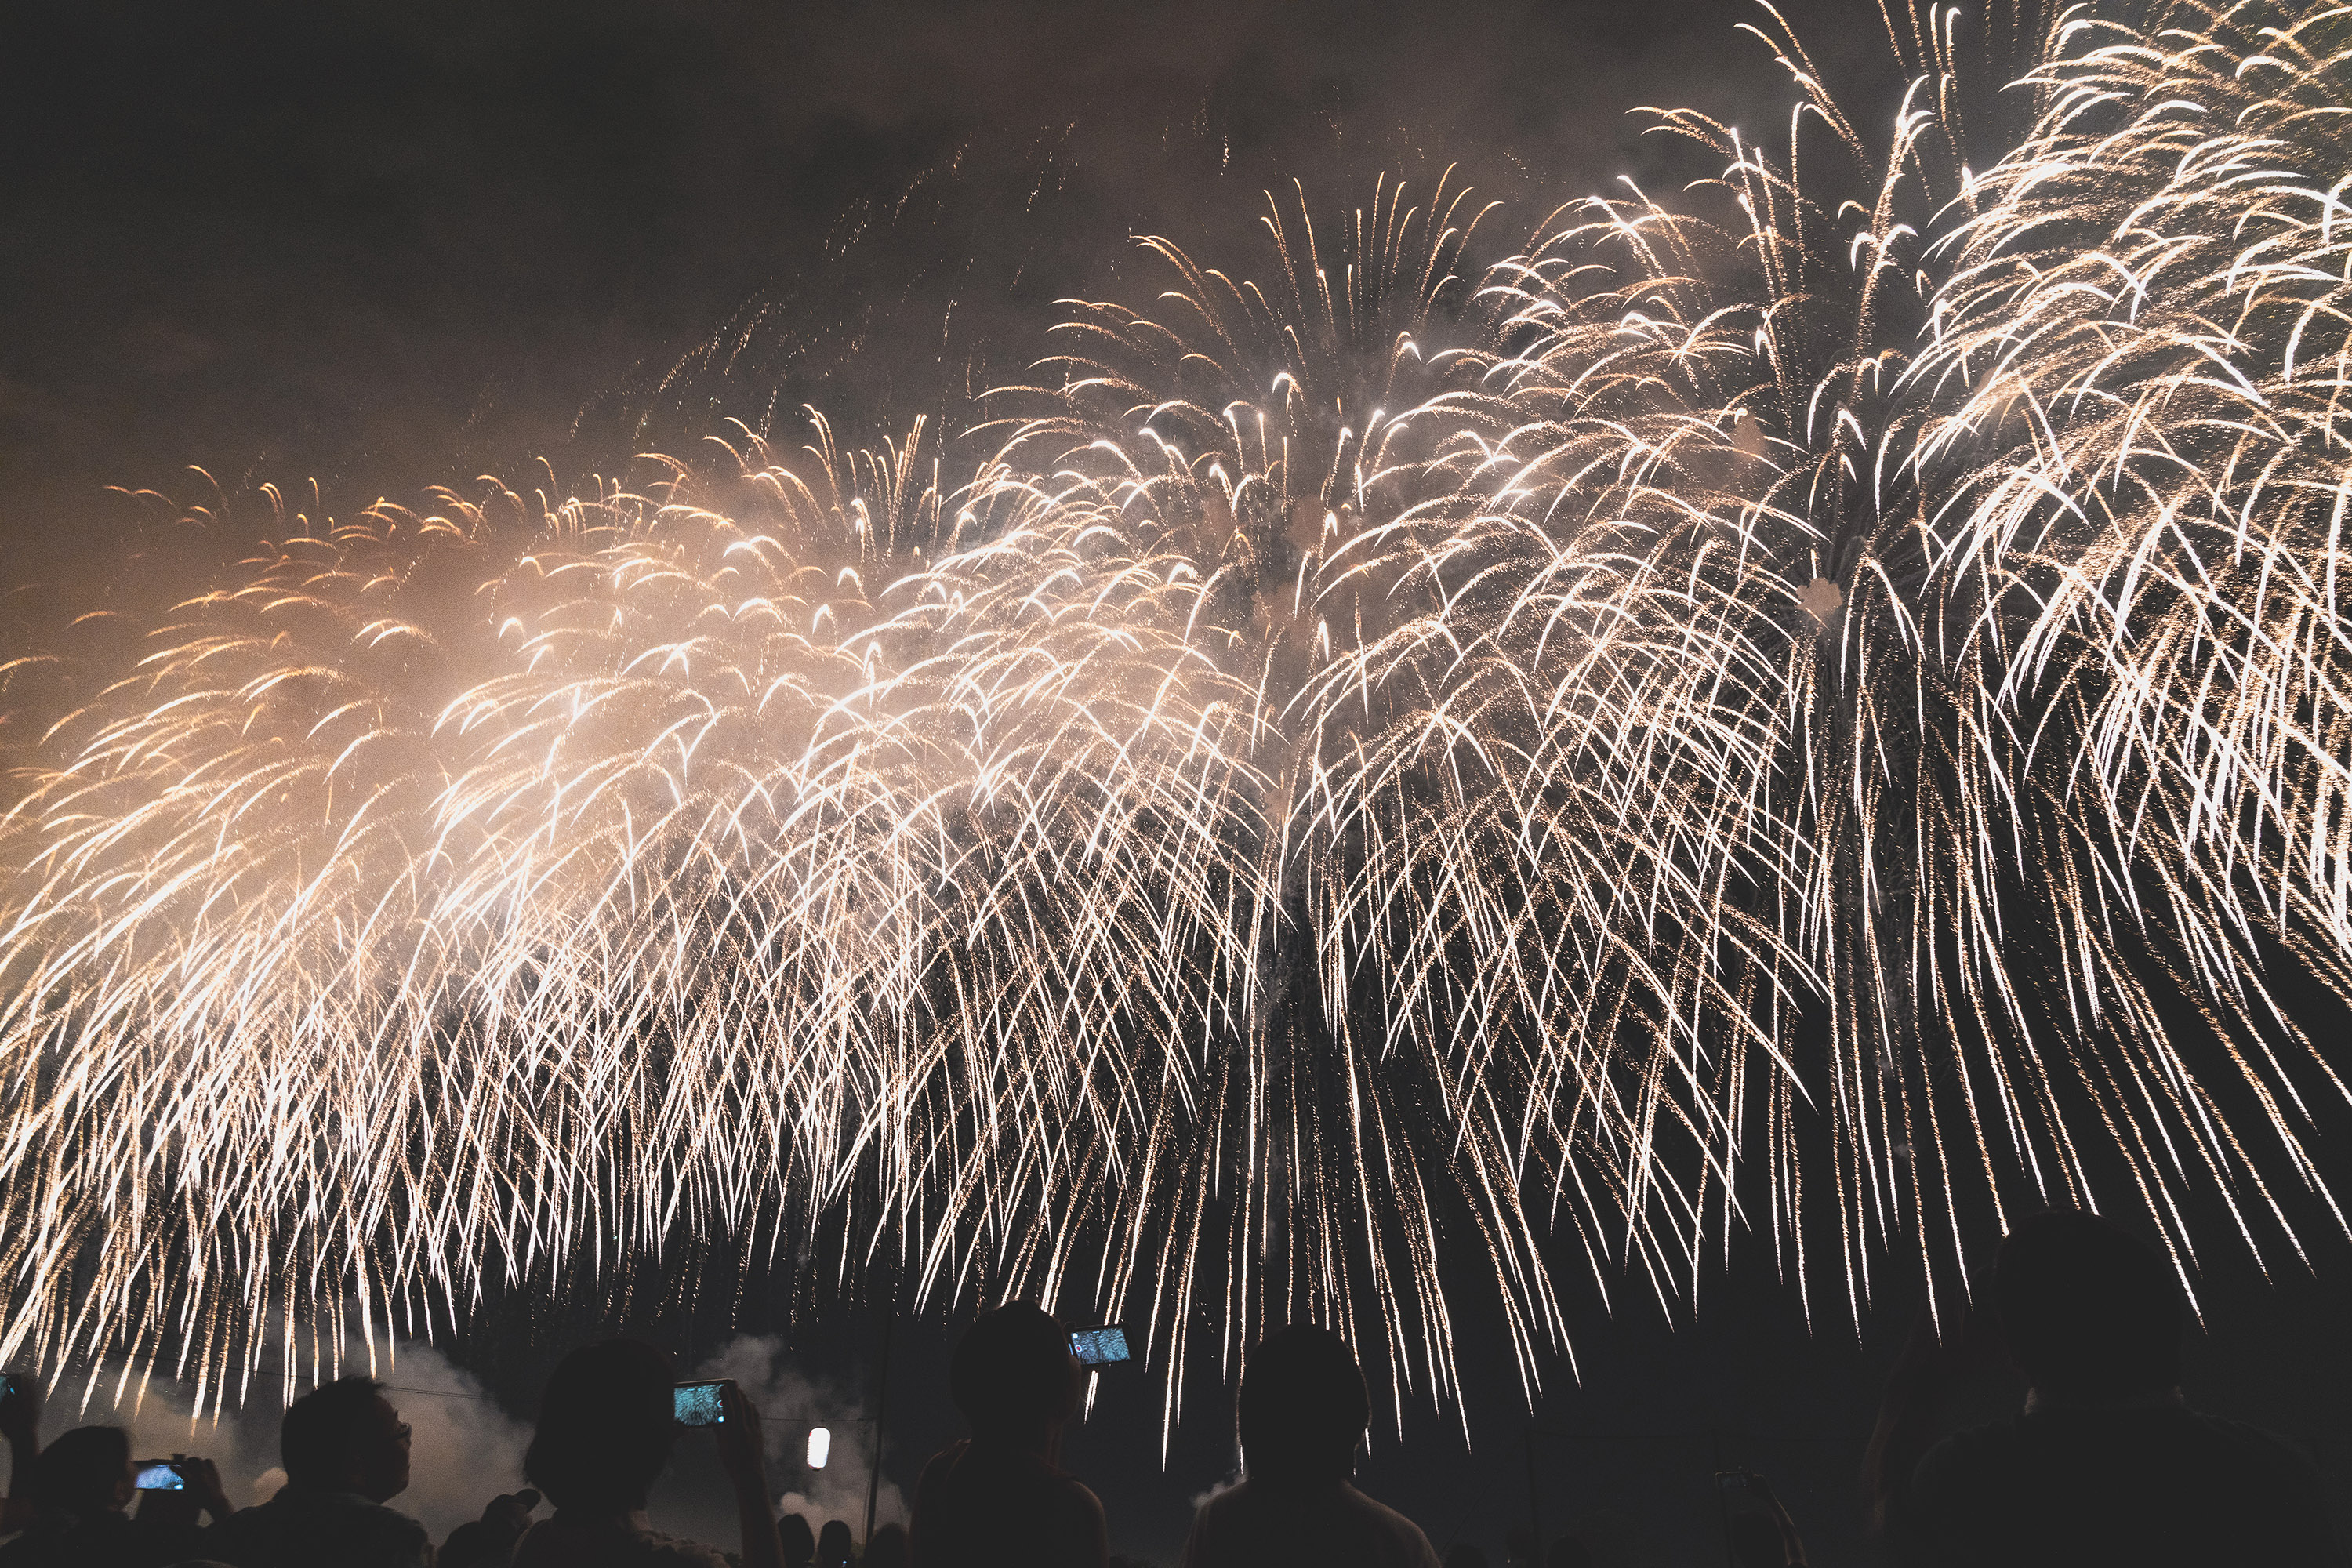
807, 1428, 831, 1469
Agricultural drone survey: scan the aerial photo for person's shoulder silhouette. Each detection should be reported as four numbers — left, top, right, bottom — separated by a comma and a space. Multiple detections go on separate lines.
1894, 1210, 2338, 1567
1180, 1325, 1441, 1568
909, 1304, 1106, 1568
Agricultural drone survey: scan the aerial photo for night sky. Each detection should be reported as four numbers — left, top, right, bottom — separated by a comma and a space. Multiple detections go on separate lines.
6, 2, 2350, 1563
2, 0, 1875, 579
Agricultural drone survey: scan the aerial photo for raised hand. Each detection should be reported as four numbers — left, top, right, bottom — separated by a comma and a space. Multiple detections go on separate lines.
179, 1457, 235, 1522
713, 1384, 784, 1568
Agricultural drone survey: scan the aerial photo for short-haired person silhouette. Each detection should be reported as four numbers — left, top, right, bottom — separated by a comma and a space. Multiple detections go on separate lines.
1178, 1325, 1441, 1568
815, 1518, 855, 1568
202, 1377, 422, 1568
1875, 1210, 2339, 1566
510, 1338, 785, 1568
909, 1304, 1107, 1568
780, 1512, 817, 1568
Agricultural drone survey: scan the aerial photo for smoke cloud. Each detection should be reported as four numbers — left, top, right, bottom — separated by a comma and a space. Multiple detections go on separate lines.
656, 1334, 907, 1544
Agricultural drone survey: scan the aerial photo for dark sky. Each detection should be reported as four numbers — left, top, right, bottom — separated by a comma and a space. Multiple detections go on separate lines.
0, 0, 1870, 582
8, 2, 2350, 1563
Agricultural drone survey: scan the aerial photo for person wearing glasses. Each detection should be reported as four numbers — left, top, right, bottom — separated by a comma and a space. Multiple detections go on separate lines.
201, 1377, 432, 1568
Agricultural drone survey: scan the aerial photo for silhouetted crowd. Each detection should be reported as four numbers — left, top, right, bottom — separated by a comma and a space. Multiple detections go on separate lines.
0, 1210, 2337, 1566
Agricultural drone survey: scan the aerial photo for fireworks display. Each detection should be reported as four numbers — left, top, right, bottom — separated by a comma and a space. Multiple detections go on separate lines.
2, 0, 2348, 1429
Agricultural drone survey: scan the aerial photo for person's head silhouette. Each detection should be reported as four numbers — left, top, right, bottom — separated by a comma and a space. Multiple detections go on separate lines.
1994, 1210, 2181, 1401
779, 1511, 816, 1568
31, 1426, 132, 1522
281, 1377, 412, 1503
815, 1518, 854, 1566
949, 1303, 1080, 1448
1238, 1324, 1368, 1489
524, 1338, 678, 1515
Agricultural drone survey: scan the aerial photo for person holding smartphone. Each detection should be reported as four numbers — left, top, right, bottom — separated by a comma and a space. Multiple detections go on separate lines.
511, 1338, 785, 1568
0, 1426, 230, 1568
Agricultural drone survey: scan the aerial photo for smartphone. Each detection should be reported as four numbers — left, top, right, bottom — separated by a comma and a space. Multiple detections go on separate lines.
1069, 1324, 1131, 1367
134, 1460, 186, 1491
673, 1380, 731, 1428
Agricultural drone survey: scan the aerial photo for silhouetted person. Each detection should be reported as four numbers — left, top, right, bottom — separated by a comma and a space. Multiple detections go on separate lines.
1179, 1325, 1441, 1568
780, 1512, 817, 1568
204, 1377, 426, 1568
0, 1426, 227, 1568
1871, 1210, 2339, 1566
866, 1522, 911, 1568
510, 1338, 784, 1568
816, 1519, 855, 1568
910, 1303, 1107, 1568
438, 1487, 543, 1567
781, 1504, 818, 1568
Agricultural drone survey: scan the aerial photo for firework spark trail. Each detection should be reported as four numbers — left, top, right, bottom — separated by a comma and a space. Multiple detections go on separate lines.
1, 0, 2349, 1430
974, 172, 1820, 1420
1914, 0, 2352, 1258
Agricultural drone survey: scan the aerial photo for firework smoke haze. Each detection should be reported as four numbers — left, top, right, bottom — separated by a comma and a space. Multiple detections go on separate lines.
2, 0, 2350, 1436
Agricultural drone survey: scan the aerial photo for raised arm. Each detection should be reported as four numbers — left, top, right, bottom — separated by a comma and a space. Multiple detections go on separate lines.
0, 1375, 38, 1534
715, 1381, 785, 1568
